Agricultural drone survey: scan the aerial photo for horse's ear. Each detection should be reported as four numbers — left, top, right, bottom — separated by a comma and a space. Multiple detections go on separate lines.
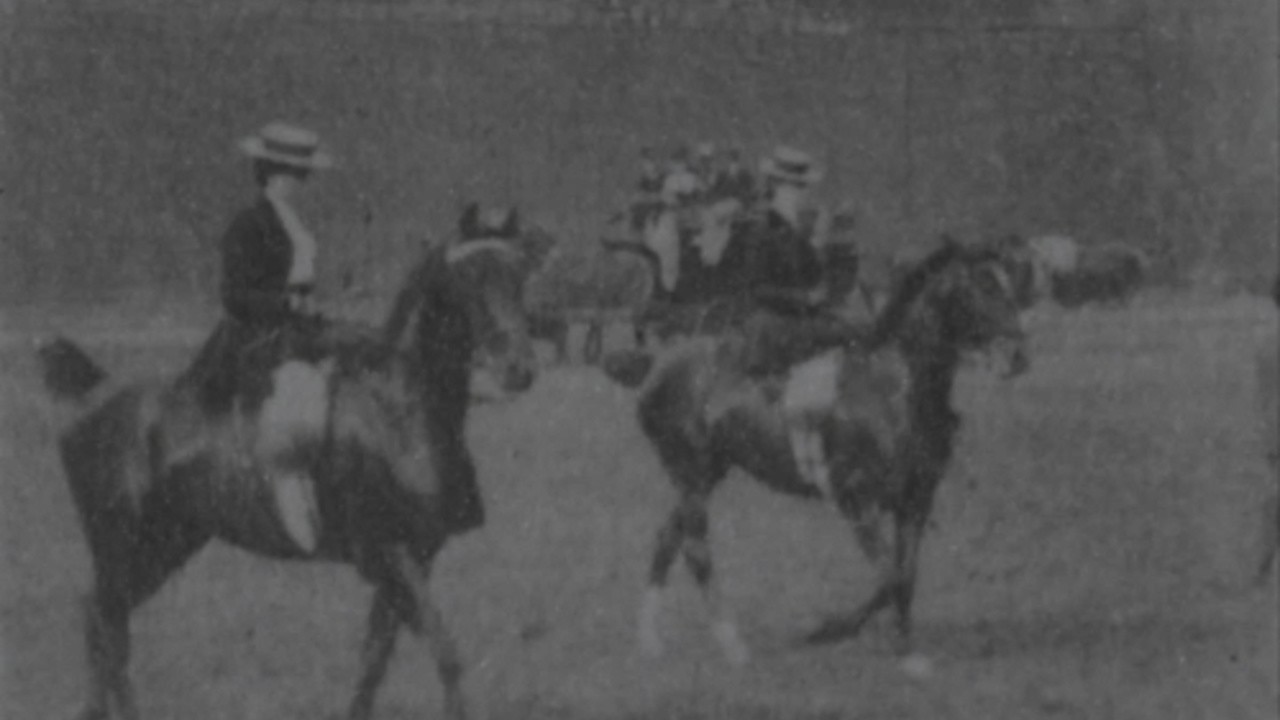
459, 202, 480, 240
501, 208, 520, 239
830, 211, 856, 233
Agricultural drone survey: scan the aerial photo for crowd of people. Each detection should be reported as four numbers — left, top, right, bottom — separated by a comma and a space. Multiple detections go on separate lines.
626, 142, 765, 232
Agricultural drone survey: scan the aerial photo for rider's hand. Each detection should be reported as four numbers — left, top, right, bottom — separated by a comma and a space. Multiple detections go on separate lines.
287, 287, 318, 319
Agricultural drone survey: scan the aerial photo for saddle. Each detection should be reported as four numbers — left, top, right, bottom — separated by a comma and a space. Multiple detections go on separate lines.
183, 313, 393, 553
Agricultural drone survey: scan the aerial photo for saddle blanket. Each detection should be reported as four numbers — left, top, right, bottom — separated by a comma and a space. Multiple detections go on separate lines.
256, 359, 333, 462
782, 349, 842, 419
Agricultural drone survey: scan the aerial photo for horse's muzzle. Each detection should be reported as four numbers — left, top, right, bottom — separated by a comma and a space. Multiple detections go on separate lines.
992, 335, 1030, 379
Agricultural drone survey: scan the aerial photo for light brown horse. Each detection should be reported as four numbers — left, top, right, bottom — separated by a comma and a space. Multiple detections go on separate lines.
604, 237, 1028, 672
37, 238, 537, 720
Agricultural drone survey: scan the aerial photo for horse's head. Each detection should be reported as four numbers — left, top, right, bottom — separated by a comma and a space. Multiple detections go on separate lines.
936, 238, 1030, 377
444, 234, 538, 394
879, 236, 1029, 377
989, 233, 1041, 311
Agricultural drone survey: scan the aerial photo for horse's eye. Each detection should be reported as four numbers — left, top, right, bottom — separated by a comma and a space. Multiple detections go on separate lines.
975, 266, 1008, 295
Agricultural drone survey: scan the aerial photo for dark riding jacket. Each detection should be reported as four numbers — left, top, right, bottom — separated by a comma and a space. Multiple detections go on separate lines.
220, 198, 302, 325
733, 209, 862, 376
734, 208, 823, 299
184, 198, 321, 412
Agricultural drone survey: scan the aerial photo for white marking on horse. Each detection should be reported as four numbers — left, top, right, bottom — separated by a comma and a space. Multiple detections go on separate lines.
445, 238, 520, 265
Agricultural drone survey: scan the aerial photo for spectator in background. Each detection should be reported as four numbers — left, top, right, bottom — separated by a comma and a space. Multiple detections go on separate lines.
711, 147, 756, 206
628, 146, 666, 232
661, 145, 704, 215
758, 145, 824, 242
637, 145, 664, 196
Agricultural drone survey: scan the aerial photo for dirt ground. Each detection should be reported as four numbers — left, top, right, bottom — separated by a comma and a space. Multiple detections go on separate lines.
1, 296, 1276, 720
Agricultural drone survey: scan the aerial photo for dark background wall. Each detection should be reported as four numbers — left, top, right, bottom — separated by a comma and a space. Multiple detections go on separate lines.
1, 0, 1274, 306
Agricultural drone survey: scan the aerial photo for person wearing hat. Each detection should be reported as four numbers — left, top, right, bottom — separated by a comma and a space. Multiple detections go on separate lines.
732, 146, 863, 500
710, 147, 756, 206
692, 141, 717, 195
727, 146, 828, 306
180, 121, 336, 553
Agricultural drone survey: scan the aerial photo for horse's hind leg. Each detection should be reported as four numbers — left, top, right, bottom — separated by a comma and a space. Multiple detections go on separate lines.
346, 582, 403, 720
678, 494, 749, 665
82, 518, 209, 720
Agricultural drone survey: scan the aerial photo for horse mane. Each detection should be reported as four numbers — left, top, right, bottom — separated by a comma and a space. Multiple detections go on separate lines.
867, 237, 965, 348
381, 243, 452, 350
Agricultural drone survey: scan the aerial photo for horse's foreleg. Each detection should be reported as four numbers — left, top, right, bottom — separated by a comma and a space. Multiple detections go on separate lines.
80, 593, 132, 720
888, 510, 937, 678
639, 501, 687, 658
805, 498, 896, 646
802, 576, 896, 646
890, 513, 926, 655
346, 585, 402, 720
680, 498, 749, 665
402, 552, 467, 720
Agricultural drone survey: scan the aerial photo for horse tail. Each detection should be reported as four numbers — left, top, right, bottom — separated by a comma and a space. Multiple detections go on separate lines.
601, 348, 655, 389
36, 337, 110, 405
1128, 246, 1153, 278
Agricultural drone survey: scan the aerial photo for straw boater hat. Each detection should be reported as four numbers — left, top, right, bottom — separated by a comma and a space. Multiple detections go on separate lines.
760, 146, 823, 186
239, 121, 333, 170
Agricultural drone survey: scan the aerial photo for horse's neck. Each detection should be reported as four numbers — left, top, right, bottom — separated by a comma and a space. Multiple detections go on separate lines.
899, 306, 962, 434
410, 307, 474, 433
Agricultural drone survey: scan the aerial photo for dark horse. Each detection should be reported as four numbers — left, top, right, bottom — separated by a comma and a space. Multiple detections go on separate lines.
607, 237, 1027, 671
36, 239, 537, 720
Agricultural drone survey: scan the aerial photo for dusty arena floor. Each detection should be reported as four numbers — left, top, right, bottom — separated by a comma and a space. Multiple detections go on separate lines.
2, 297, 1276, 720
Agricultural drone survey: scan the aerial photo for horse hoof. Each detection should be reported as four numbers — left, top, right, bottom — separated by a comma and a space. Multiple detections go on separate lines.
713, 620, 751, 667
899, 653, 934, 679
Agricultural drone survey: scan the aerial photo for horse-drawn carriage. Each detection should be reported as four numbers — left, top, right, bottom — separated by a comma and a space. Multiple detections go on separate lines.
594, 200, 861, 351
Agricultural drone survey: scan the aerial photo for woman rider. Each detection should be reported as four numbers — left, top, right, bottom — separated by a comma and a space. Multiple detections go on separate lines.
181, 121, 334, 552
